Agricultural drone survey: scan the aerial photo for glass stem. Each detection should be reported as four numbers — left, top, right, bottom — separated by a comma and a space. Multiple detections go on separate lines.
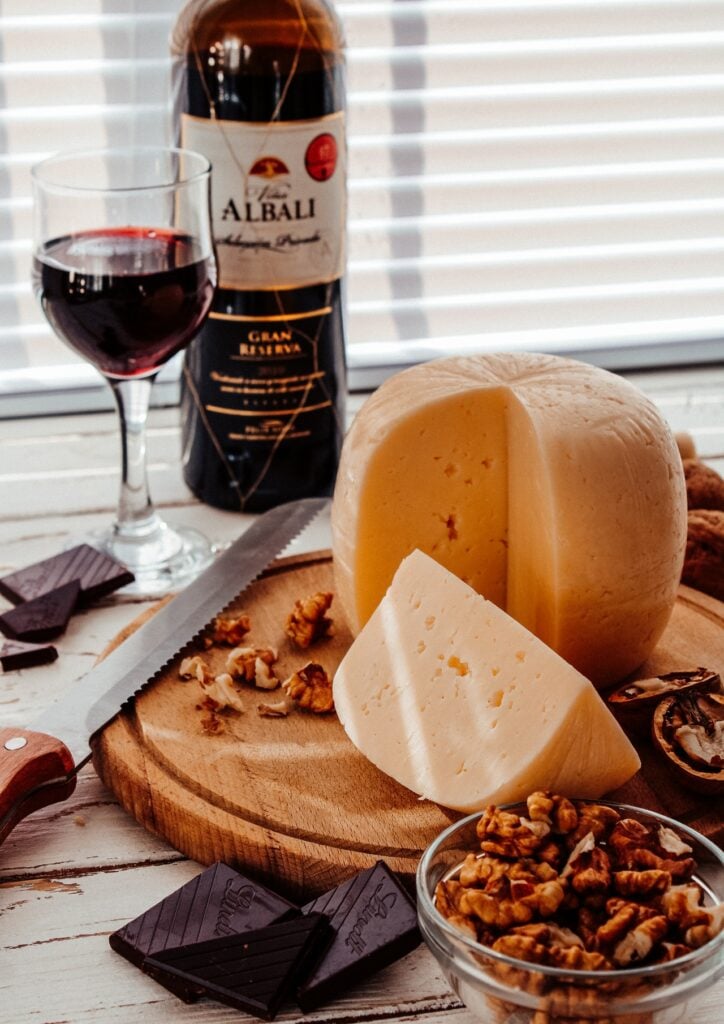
108, 375, 161, 540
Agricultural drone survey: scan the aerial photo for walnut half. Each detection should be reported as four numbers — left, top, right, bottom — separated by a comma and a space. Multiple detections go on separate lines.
282, 662, 334, 713
179, 655, 212, 684
226, 645, 279, 690
207, 612, 252, 646
285, 592, 334, 648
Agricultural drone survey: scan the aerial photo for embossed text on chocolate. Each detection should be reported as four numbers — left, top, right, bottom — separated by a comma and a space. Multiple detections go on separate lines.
345, 884, 397, 955
215, 880, 255, 935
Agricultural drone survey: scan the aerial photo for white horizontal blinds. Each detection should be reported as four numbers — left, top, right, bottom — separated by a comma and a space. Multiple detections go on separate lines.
2, 0, 724, 414
0, 0, 178, 402
341, 0, 724, 373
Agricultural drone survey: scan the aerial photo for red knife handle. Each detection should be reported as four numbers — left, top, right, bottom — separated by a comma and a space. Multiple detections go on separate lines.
0, 727, 76, 844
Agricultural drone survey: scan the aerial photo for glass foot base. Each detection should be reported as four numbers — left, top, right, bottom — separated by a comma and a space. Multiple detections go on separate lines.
88, 520, 215, 598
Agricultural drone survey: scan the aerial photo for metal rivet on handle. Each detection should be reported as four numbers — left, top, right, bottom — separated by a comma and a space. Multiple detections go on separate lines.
4, 737, 27, 751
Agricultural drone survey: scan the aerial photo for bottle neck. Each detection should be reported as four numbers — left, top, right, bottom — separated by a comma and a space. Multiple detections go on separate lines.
178, 46, 344, 123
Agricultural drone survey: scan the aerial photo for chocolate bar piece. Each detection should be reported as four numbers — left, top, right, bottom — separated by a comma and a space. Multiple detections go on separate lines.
144, 913, 329, 1021
296, 861, 421, 1010
109, 862, 299, 1001
0, 580, 80, 643
0, 544, 134, 607
0, 638, 58, 671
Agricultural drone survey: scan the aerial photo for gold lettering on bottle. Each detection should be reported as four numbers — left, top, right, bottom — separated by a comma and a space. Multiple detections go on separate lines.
248, 330, 293, 343
237, 343, 303, 356
239, 328, 303, 357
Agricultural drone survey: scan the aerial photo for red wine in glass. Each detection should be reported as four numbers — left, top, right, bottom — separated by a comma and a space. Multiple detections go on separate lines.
33, 226, 215, 378
31, 146, 217, 596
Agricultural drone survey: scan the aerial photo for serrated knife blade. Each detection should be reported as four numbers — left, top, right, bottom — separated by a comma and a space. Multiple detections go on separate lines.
0, 496, 328, 844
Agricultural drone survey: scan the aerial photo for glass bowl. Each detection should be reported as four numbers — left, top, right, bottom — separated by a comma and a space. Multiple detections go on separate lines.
416, 802, 724, 1023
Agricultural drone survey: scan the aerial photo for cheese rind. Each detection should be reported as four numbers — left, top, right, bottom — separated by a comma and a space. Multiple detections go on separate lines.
331, 352, 686, 688
333, 550, 641, 812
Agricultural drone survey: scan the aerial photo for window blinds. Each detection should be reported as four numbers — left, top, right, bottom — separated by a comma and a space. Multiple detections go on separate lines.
1, 0, 724, 414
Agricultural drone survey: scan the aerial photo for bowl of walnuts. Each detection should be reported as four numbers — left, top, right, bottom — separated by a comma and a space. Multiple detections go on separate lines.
416, 794, 724, 1023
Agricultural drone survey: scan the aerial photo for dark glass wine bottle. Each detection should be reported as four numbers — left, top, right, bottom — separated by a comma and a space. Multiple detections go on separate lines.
171, 0, 346, 511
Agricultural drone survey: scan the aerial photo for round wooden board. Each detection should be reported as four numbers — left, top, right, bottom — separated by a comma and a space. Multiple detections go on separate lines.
92, 553, 724, 898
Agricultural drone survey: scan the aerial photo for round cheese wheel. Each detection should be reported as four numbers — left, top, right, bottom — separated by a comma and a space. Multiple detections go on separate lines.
331, 352, 687, 688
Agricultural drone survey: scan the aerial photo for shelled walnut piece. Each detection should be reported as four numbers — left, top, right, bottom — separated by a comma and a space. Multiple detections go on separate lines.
282, 662, 335, 714
225, 645, 279, 689
205, 612, 252, 647
179, 655, 213, 685
434, 793, 723, 1022
285, 591, 334, 648
200, 673, 245, 713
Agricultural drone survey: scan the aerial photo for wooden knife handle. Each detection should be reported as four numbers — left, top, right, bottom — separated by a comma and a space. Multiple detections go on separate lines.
0, 727, 76, 844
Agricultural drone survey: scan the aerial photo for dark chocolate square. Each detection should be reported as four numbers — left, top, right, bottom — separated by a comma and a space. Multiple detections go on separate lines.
109, 863, 299, 1002
0, 580, 80, 643
144, 913, 329, 1021
0, 544, 134, 607
297, 861, 421, 1010
0, 638, 58, 671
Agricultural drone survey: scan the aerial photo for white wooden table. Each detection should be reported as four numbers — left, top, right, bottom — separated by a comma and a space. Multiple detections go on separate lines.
1, 370, 722, 1024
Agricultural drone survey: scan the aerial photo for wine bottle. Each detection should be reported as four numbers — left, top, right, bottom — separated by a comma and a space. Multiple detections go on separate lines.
171, 0, 346, 511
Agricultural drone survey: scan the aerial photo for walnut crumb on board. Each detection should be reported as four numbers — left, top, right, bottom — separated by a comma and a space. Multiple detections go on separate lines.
257, 698, 292, 718
196, 694, 225, 734
199, 712, 224, 735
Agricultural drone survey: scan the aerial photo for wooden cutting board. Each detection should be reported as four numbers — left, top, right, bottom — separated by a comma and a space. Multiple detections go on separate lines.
92, 552, 724, 899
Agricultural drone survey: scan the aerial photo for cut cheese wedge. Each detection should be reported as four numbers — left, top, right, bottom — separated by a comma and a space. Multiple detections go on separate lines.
333, 550, 641, 812
331, 352, 687, 688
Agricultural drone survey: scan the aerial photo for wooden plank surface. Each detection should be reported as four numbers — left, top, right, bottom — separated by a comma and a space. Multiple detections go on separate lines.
1, 371, 723, 1024
0, 861, 468, 1024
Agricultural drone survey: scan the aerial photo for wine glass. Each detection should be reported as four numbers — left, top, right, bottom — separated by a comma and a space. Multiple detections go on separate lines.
31, 146, 217, 596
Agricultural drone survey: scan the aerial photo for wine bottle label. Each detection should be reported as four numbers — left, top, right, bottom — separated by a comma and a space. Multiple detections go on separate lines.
181, 112, 346, 291
187, 304, 341, 447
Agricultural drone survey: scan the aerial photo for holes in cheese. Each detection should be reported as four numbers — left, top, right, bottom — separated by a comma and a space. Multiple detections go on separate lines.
332, 550, 641, 812
331, 353, 686, 688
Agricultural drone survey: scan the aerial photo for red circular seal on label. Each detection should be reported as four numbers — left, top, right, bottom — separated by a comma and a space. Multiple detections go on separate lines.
305, 133, 338, 182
